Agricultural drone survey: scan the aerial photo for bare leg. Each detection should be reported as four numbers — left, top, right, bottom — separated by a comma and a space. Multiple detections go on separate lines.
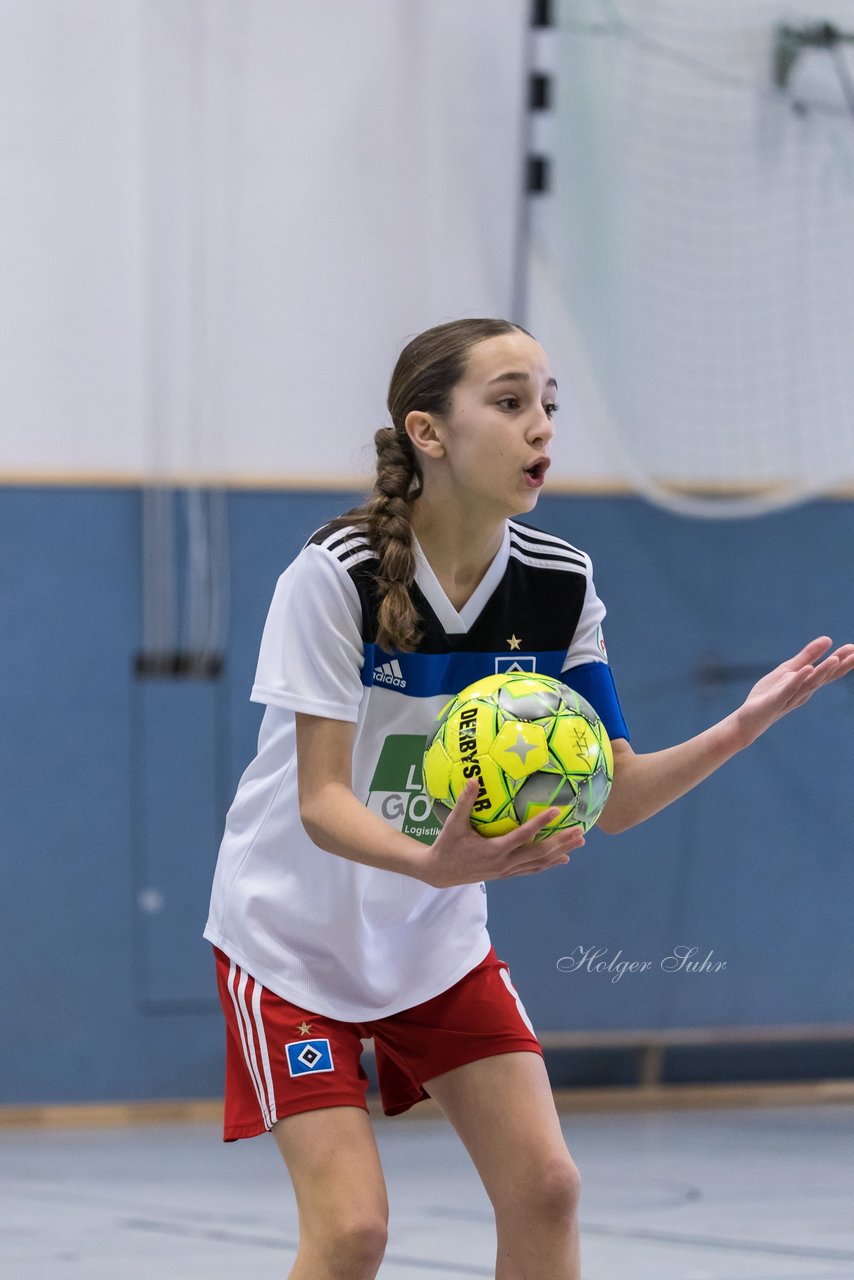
425, 1052, 581, 1280
272, 1105, 388, 1280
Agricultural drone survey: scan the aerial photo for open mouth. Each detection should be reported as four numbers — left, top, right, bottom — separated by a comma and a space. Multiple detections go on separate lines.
523, 457, 550, 487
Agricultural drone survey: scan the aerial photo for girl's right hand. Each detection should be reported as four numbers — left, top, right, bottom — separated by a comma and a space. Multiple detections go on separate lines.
417, 779, 585, 889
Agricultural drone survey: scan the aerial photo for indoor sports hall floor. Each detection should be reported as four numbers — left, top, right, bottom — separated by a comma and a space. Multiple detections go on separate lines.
3, 1102, 853, 1279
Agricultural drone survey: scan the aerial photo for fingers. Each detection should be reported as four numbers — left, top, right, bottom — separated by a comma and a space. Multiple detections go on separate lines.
805, 654, 840, 686
754, 640, 854, 723
767, 638, 853, 700
433, 784, 583, 884
820, 644, 854, 683
494, 814, 585, 878
539, 824, 586, 853
511, 824, 585, 862
499, 839, 582, 878
781, 636, 833, 671
505, 805, 563, 845
445, 778, 480, 827
503, 835, 584, 878
790, 662, 831, 694
786, 646, 854, 710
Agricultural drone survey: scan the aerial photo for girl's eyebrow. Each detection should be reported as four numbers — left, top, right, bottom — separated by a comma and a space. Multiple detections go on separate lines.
487, 371, 558, 390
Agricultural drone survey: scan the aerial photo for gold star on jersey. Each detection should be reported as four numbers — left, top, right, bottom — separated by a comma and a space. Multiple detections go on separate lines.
297, 1021, 313, 1037
507, 634, 522, 650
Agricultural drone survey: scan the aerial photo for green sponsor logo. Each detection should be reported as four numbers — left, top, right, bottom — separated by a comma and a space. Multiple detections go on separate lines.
366, 734, 441, 845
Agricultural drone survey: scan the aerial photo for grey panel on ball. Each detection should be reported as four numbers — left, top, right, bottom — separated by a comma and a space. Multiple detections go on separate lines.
496, 688, 560, 720
513, 771, 568, 815
557, 682, 597, 721
552, 779, 577, 808
432, 703, 455, 739
574, 766, 612, 825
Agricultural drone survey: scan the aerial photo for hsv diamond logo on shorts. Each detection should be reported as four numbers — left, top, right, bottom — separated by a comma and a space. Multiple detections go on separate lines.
285, 1038, 335, 1077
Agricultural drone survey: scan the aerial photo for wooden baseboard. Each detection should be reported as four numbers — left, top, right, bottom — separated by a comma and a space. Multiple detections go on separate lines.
0, 1099, 224, 1130
2, 473, 854, 499
2, 1079, 853, 1130
549, 1078, 854, 1112
393, 1079, 854, 1121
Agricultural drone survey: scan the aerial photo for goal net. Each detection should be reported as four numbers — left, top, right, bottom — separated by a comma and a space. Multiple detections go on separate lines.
529, 0, 854, 515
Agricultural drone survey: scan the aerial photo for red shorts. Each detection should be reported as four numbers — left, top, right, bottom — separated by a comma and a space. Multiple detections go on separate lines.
213, 945, 542, 1141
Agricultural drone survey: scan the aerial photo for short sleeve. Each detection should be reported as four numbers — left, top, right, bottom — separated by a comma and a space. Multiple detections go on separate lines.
561, 561, 630, 742
251, 543, 365, 722
562, 558, 609, 669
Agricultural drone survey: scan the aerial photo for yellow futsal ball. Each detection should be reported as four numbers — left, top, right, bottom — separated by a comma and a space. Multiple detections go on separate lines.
422, 672, 613, 838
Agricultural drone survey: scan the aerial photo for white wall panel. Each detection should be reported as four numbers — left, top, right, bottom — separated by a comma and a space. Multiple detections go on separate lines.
0, 0, 145, 475
0, 0, 529, 482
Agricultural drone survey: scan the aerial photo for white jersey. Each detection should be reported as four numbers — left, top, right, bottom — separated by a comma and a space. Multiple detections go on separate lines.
204, 519, 628, 1021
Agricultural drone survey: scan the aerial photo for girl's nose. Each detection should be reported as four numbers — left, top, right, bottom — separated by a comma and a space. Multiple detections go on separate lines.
530, 408, 555, 447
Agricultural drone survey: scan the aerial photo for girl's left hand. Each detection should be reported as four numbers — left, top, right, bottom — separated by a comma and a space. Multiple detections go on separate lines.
734, 636, 854, 747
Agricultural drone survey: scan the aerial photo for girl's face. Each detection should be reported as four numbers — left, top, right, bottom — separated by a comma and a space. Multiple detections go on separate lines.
426, 330, 558, 518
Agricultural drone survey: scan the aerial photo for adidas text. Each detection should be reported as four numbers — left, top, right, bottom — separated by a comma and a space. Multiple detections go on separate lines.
374, 660, 406, 688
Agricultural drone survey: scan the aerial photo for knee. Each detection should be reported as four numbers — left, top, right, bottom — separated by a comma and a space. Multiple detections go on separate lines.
317, 1214, 388, 1278
540, 1154, 582, 1221
513, 1154, 582, 1228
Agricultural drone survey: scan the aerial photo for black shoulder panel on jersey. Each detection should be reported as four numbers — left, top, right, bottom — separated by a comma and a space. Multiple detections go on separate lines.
306, 521, 381, 641
306, 521, 370, 557
508, 519, 588, 567
306, 519, 590, 653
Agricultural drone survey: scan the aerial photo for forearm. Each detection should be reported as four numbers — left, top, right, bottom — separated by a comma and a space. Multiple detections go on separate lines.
301, 782, 430, 879
302, 774, 586, 891
599, 712, 748, 834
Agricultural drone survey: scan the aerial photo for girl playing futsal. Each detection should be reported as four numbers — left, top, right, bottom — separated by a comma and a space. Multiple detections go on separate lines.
205, 318, 853, 1280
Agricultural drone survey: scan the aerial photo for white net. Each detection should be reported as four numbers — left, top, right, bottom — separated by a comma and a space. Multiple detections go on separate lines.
531, 0, 854, 515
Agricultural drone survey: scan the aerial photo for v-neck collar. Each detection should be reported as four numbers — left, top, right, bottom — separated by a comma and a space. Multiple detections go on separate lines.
412, 523, 510, 635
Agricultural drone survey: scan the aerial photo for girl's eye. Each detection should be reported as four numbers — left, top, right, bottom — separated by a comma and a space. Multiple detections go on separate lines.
496, 397, 559, 416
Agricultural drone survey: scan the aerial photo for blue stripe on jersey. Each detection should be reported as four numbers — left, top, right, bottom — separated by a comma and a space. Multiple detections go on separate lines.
363, 647, 630, 742
561, 661, 630, 743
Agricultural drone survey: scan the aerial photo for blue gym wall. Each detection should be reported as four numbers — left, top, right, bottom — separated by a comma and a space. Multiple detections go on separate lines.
2, 488, 853, 1105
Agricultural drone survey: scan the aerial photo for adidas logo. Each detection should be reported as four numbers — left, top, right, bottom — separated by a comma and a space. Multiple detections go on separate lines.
374, 659, 406, 688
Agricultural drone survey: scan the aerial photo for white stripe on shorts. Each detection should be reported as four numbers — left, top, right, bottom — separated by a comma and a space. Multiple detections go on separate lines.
227, 959, 278, 1129
251, 978, 278, 1127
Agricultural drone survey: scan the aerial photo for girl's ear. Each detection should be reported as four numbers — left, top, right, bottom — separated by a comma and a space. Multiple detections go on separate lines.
405, 411, 445, 460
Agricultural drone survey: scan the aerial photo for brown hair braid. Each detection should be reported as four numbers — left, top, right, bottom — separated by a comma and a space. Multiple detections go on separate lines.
330, 317, 528, 652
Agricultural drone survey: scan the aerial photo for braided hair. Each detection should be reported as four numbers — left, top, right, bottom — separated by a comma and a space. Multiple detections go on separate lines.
330, 318, 527, 652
